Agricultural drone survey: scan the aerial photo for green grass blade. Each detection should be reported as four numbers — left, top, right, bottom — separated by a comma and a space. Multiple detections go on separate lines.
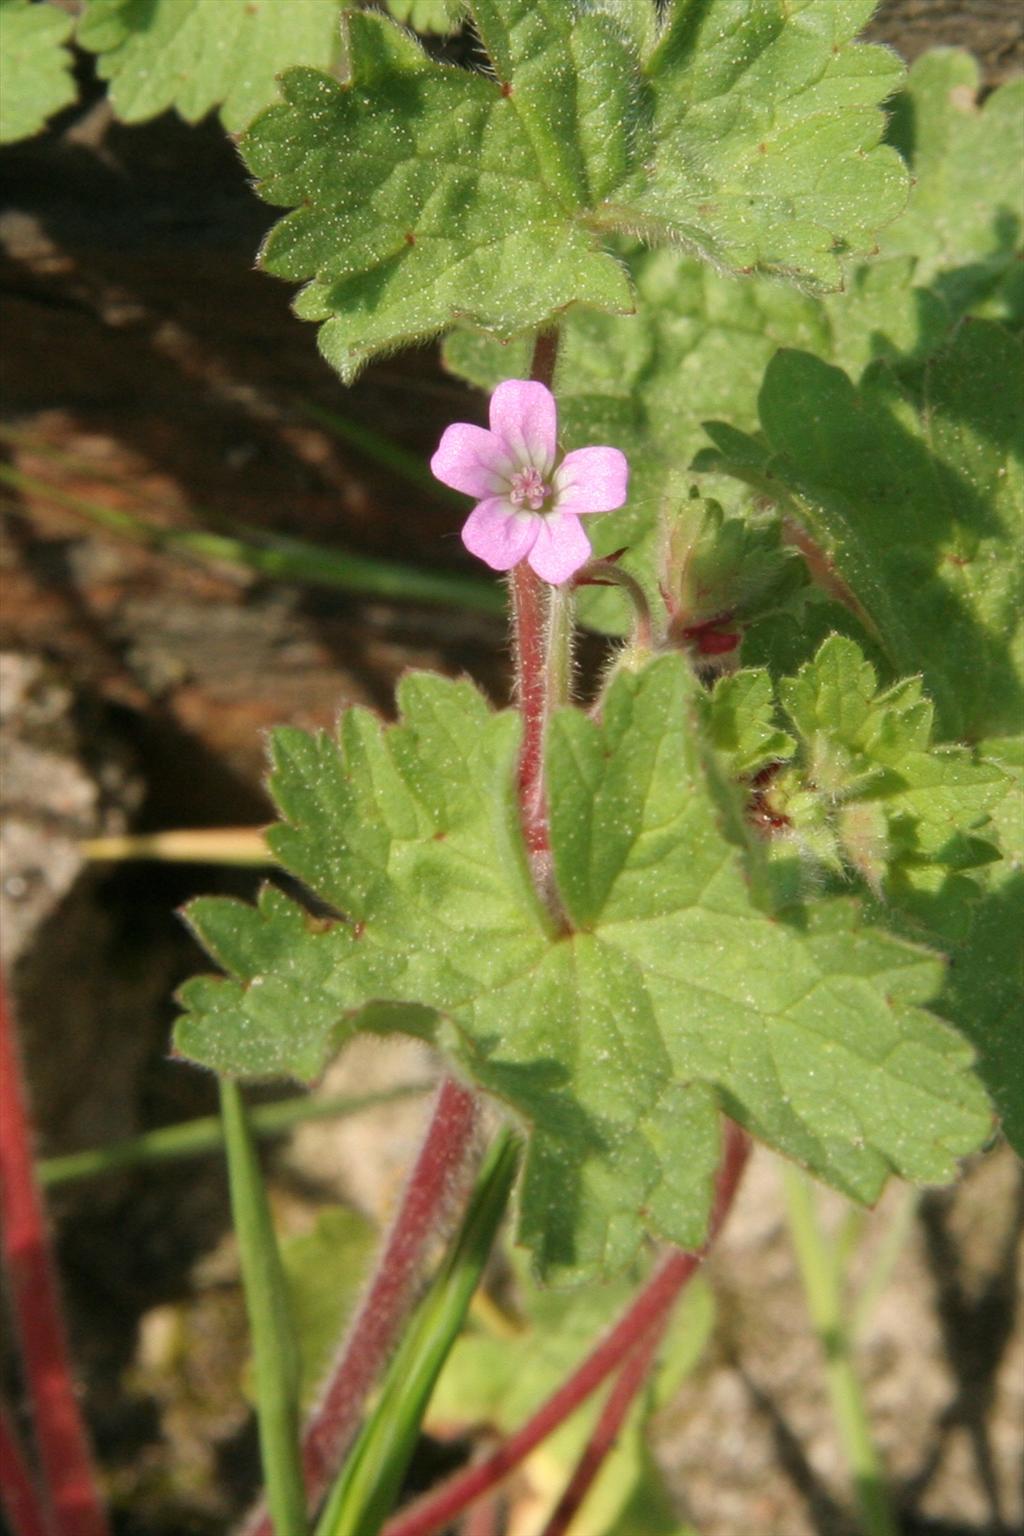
315, 1127, 521, 1536
782, 1166, 899, 1536
0, 463, 503, 614
38, 1084, 430, 1188
220, 1078, 308, 1536
297, 399, 462, 506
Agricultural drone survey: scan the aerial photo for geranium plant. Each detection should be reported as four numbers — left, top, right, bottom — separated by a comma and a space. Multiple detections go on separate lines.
1, 3, 1020, 1535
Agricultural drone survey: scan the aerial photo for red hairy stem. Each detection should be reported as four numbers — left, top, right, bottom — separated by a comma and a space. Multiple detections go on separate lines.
538, 1317, 667, 1536
0, 1400, 54, 1536
530, 329, 559, 393
382, 1122, 751, 1536
509, 327, 562, 857
509, 560, 550, 855
241, 1076, 479, 1536
0, 972, 110, 1536
461, 1494, 501, 1536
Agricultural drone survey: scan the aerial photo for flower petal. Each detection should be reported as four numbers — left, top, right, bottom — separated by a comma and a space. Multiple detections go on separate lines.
527, 513, 592, 585
461, 498, 539, 572
489, 380, 558, 476
431, 423, 513, 497
553, 446, 629, 514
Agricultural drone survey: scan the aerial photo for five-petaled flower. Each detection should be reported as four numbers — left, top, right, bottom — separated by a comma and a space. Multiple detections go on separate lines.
431, 380, 629, 585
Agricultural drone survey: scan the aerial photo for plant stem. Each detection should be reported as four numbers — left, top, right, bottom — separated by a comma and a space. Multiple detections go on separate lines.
220, 1079, 307, 1536
241, 1077, 479, 1536
314, 1129, 520, 1536
38, 1084, 430, 1189
538, 1316, 668, 1536
510, 560, 551, 855
381, 1121, 750, 1536
0, 972, 110, 1536
851, 1187, 920, 1340
781, 1167, 899, 1536
544, 584, 575, 715
576, 561, 654, 652
81, 826, 271, 866
0, 1400, 54, 1536
509, 327, 564, 858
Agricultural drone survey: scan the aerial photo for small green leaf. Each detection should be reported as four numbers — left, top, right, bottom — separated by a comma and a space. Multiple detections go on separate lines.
380, 0, 465, 35
78, 0, 346, 132
772, 636, 1006, 882
0, 0, 77, 144
177, 658, 991, 1281
703, 669, 796, 780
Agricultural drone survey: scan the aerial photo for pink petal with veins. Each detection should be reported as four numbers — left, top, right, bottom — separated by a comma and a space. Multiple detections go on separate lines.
553, 446, 629, 514
528, 514, 592, 585
461, 498, 539, 572
489, 380, 558, 476
431, 423, 513, 497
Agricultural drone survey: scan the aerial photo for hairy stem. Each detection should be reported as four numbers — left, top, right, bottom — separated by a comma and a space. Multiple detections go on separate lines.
576, 560, 655, 652
509, 560, 550, 856
544, 584, 575, 715
0, 1400, 53, 1536
509, 327, 564, 858
381, 1122, 750, 1536
242, 1077, 479, 1536
782, 1167, 899, 1536
538, 1316, 668, 1536
0, 973, 110, 1536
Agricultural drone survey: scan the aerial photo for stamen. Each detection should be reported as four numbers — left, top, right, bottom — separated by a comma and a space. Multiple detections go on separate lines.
509, 466, 550, 511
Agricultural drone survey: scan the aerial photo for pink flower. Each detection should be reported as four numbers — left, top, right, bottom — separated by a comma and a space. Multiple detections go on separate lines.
430, 380, 629, 585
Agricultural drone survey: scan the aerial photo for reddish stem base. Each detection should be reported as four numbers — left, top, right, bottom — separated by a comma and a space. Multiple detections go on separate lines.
382, 1122, 750, 1536
0, 972, 110, 1536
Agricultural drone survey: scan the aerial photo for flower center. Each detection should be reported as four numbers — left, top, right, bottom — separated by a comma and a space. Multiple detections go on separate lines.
509, 466, 550, 512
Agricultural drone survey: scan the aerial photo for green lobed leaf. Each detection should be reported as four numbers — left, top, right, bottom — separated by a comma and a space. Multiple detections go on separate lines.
883, 50, 1024, 328
176, 657, 991, 1281
700, 323, 1024, 744
444, 49, 1022, 636
0, 0, 77, 144
77, 0, 347, 133
626, 0, 906, 287
240, 0, 907, 381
